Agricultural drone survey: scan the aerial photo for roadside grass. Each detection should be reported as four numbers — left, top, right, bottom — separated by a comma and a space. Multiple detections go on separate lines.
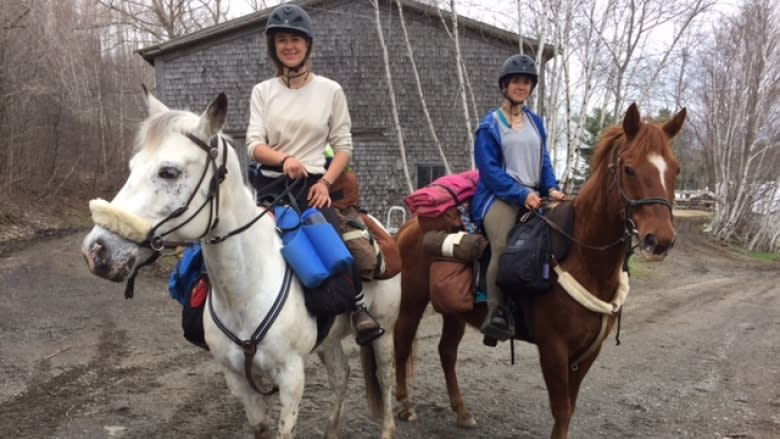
0, 209, 21, 225
627, 257, 654, 279
730, 246, 780, 262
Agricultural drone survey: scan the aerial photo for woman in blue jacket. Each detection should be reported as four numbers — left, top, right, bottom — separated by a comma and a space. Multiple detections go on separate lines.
472, 54, 566, 342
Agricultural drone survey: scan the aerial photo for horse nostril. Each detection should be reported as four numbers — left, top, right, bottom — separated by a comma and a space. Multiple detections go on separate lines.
643, 234, 658, 250
643, 233, 672, 255
85, 239, 112, 276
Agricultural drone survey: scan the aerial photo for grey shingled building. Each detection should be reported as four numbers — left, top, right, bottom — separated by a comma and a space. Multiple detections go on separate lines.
138, 0, 553, 219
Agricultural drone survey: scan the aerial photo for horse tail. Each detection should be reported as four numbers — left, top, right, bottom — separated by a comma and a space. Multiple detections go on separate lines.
359, 344, 384, 419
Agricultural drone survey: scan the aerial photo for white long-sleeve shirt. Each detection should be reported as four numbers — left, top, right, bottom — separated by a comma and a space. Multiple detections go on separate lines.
245, 74, 353, 176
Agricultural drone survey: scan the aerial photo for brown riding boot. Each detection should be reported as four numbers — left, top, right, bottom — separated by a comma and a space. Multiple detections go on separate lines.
352, 305, 385, 346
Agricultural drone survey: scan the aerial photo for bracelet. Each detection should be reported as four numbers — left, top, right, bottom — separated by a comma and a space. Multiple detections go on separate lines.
280, 155, 291, 168
319, 177, 332, 188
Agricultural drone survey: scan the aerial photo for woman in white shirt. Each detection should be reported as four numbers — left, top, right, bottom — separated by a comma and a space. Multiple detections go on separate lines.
245, 4, 383, 346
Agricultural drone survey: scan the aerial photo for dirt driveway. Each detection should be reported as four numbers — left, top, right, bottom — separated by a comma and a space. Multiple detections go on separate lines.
1, 213, 778, 439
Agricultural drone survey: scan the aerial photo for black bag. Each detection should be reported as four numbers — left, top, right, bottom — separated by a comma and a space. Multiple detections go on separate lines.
182, 275, 209, 350
496, 213, 553, 295
302, 272, 356, 317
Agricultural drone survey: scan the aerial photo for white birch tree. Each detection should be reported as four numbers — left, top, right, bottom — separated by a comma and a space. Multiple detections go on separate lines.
692, 0, 780, 251
395, 0, 451, 175
370, 0, 414, 194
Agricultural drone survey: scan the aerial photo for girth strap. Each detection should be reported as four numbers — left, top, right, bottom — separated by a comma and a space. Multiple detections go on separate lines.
207, 264, 293, 394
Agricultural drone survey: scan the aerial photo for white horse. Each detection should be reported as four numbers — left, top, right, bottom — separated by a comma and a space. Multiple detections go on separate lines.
81, 90, 401, 439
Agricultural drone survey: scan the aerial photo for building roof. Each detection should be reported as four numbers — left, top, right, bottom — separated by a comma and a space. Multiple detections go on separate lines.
137, 0, 552, 64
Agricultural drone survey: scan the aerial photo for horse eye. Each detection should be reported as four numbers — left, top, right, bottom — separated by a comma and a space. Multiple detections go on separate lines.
158, 166, 180, 179
624, 166, 636, 177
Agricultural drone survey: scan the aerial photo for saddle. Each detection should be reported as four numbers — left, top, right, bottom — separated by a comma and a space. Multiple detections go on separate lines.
545, 200, 575, 263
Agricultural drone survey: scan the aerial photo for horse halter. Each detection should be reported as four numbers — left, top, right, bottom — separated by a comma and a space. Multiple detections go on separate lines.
144, 133, 228, 251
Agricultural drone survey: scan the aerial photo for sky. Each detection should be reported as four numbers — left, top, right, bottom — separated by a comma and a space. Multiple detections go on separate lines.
226, 0, 520, 31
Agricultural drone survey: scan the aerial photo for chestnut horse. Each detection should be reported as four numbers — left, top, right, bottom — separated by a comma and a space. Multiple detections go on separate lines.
393, 103, 686, 438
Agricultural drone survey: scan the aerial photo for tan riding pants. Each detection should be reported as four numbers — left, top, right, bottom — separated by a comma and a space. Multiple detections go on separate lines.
483, 199, 520, 312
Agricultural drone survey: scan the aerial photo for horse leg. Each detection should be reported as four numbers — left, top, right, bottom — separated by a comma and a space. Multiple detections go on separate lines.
393, 293, 428, 422
565, 349, 600, 433
317, 343, 350, 439
222, 368, 272, 439
439, 314, 476, 428
538, 344, 572, 439
372, 325, 397, 439
275, 356, 306, 439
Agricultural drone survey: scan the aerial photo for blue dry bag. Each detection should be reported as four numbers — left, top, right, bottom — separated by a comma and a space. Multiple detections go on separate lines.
168, 243, 206, 306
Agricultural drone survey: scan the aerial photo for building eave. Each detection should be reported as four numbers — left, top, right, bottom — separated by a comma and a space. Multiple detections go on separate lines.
136, 0, 555, 65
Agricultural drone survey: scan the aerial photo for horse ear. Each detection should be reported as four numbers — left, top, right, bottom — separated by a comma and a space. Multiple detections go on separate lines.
142, 84, 169, 116
622, 102, 641, 140
198, 93, 228, 137
662, 107, 687, 139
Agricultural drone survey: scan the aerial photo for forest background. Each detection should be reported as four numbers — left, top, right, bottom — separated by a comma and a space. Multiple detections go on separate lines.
0, 0, 777, 252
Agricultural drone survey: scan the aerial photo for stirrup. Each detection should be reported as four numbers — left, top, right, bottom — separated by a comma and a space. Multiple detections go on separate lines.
480, 308, 514, 342
352, 306, 385, 346
355, 326, 385, 346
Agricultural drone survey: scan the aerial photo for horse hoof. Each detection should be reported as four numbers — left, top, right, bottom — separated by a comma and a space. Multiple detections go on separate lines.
456, 413, 477, 428
396, 406, 417, 422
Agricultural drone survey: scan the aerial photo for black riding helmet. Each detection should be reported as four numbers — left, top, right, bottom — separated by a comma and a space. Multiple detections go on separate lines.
265, 4, 313, 74
498, 54, 538, 90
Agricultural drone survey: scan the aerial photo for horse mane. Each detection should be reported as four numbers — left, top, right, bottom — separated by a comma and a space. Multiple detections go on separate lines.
134, 110, 199, 154
135, 109, 252, 189
590, 126, 624, 174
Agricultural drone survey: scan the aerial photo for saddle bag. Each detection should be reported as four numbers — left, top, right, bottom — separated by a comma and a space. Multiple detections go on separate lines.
337, 207, 402, 280
182, 276, 209, 350
360, 213, 401, 280
417, 205, 464, 233
337, 207, 377, 278
429, 257, 475, 314
422, 230, 488, 262
302, 272, 356, 317
167, 244, 209, 350
496, 212, 554, 296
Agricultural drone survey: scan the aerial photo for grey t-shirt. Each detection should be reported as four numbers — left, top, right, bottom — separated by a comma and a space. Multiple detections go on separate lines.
496, 111, 541, 189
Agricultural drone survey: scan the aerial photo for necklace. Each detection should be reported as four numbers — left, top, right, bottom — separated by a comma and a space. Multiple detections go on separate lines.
503, 104, 523, 117
502, 106, 524, 130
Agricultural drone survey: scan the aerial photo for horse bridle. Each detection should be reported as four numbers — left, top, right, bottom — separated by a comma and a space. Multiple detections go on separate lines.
143, 133, 228, 251
538, 138, 675, 257
608, 140, 674, 244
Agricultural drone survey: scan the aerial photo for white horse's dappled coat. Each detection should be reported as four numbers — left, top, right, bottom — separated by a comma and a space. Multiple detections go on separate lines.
81, 92, 401, 439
